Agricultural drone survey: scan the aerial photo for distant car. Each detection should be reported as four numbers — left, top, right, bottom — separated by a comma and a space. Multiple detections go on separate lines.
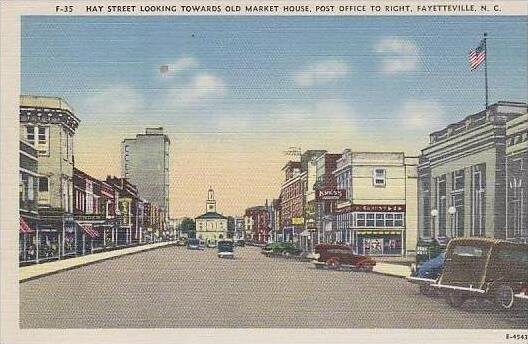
206, 241, 217, 248
313, 244, 376, 271
262, 242, 302, 256
187, 238, 204, 250
235, 239, 245, 247
217, 240, 235, 259
432, 237, 528, 310
175, 239, 187, 246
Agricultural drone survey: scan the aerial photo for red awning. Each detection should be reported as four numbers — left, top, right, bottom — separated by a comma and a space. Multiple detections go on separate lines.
80, 223, 99, 238
20, 217, 34, 234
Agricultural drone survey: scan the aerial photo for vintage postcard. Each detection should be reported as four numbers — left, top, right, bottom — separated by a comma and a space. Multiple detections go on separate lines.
1, 1, 527, 343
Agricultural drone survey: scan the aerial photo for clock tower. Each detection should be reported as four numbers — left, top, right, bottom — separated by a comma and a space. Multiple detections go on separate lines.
206, 187, 216, 213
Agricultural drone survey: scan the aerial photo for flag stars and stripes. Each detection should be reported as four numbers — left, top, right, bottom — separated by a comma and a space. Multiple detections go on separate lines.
469, 39, 486, 71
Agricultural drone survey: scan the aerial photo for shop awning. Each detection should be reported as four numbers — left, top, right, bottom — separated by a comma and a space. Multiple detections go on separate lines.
20, 217, 34, 234
79, 223, 99, 238
299, 229, 310, 237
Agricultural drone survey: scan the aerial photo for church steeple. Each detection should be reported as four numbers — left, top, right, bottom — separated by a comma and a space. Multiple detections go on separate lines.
206, 187, 216, 213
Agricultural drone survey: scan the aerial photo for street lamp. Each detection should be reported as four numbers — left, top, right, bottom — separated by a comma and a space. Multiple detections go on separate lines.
430, 209, 438, 239
448, 206, 457, 238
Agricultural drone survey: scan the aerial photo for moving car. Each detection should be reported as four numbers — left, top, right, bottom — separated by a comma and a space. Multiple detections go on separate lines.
187, 238, 204, 250
431, 237, 528, 310
313, 244, 376, 271
235, 239, 245, 247
217, 240, 235, 259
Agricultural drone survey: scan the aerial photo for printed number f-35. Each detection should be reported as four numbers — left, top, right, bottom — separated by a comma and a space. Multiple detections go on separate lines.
56, 6, 73, 12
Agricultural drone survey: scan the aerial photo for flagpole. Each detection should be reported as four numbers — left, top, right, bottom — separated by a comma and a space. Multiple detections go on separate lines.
484, 32, 489, 109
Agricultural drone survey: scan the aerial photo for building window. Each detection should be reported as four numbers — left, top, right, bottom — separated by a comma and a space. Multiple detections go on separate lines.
375, 213, 384, 227
471, 164, 486, 236
26, 125, 35, 144
373, 168, 386, 187
385, 213, 394, 227
394, 213, 404, 227
357, 213, 365, 227
366, 213, 375, 227
39, 177, 48, 192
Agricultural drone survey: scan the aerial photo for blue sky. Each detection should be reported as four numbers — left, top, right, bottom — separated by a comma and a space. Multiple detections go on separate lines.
21, 16, 528, 216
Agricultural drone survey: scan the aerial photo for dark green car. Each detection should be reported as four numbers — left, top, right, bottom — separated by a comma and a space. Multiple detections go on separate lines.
263, 242, 302, 256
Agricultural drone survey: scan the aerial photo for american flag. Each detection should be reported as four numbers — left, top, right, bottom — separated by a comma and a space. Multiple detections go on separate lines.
469, 40, 486, 71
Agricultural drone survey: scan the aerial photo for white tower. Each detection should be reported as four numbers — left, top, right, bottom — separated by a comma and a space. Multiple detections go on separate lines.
206, 187, 216, 213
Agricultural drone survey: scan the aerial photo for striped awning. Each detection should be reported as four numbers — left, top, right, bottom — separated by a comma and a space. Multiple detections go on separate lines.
20, 217, 34, 234
79, 223, 99, 238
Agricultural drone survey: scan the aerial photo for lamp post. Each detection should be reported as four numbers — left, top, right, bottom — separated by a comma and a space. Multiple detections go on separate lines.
430, 209, 438, 239
448, 206, 457, 238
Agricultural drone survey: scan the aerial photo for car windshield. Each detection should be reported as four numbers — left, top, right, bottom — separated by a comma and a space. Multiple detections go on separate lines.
452, 245, 487, 257
218, 242, 233, 252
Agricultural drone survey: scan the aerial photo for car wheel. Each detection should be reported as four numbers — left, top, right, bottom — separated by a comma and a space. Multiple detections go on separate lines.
494, 285, 515, 311
446, 290, 466, 308
327, 258, 341, 270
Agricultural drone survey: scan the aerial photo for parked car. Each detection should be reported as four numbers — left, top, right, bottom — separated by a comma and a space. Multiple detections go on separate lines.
217, 240, 235, 259
263, 242, 302, 256
206, 241, 217, 249
187, 238, 204, 250
313, 244, 376, 271
432, 237, 528, 310
235, 239, 245, 247
175, 238, 187, 246
410, 237, 448, 275
407, 252, 446, 295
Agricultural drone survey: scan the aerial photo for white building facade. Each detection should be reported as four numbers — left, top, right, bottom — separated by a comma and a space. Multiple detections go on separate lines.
334, 151, 418, 256
195, 188, 228, 243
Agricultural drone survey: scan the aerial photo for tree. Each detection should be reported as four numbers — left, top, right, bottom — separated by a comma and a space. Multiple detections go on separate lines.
180, 217, 195, 234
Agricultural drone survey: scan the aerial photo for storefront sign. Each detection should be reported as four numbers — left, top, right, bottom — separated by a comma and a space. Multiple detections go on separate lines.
336, 204, 406, 214
316, 189, 346, 201
291, 217, 304, 225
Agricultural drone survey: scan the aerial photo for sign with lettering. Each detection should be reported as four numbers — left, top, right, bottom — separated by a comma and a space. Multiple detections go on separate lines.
315, 188, 346, 201
336, 204, 406, 214
291, 217, 305, 225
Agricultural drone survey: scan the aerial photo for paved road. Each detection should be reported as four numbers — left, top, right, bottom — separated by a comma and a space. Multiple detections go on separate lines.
20, 246, 528, 328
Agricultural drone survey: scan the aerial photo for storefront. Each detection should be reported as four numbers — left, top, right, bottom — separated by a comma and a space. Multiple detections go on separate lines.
76, 222, 101, 255
355, 230, 404, 256
63, 215, 76, 257
19, 217, 37, 264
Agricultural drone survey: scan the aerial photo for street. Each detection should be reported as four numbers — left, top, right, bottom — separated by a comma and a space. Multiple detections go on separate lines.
20, 245, 528, 328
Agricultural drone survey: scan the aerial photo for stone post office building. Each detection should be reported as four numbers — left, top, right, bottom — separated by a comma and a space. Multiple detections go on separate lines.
418, 101, 527, 242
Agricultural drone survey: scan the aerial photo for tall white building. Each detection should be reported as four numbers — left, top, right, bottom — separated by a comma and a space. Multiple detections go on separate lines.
121, 127, 170, 217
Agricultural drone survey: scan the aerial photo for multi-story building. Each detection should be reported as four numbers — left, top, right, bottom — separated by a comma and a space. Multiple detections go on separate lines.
506, 111, 528, 243
195, 188, 228, 244
19, 140, 39, 264
418, 101, 527, 242
121, 127, 170, 217
233, 216, 245, 241
106, 176, 145, 246
244, 205, 271, 242
313, 153, 341, 244
334, 151, 418, 256
20, 95, 80, 259
280, 161, 307, 243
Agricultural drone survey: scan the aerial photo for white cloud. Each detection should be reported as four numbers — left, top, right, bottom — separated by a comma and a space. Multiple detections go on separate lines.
80, 85, 144, 117
374, 38, 420, 74
161, 57, 199, 77
294, 59, 350, 87
397, 99, 444, 129
164, 72, 226, 108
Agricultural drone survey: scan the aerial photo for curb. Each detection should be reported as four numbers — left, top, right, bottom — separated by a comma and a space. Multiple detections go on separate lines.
19, 242, 176, 283
371, 270, 409, 279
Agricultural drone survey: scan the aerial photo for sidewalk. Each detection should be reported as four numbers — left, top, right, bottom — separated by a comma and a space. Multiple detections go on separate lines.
19, 242, 175, 282
372, 262, 411, 278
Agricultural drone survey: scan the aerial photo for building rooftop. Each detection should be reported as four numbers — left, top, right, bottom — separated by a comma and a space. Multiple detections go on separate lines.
428, 101, 527, 145
195, 212, 228, 220
20, 95, 76, 115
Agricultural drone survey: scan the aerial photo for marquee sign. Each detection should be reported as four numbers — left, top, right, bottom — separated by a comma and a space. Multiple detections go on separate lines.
315, 188, 346, 201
